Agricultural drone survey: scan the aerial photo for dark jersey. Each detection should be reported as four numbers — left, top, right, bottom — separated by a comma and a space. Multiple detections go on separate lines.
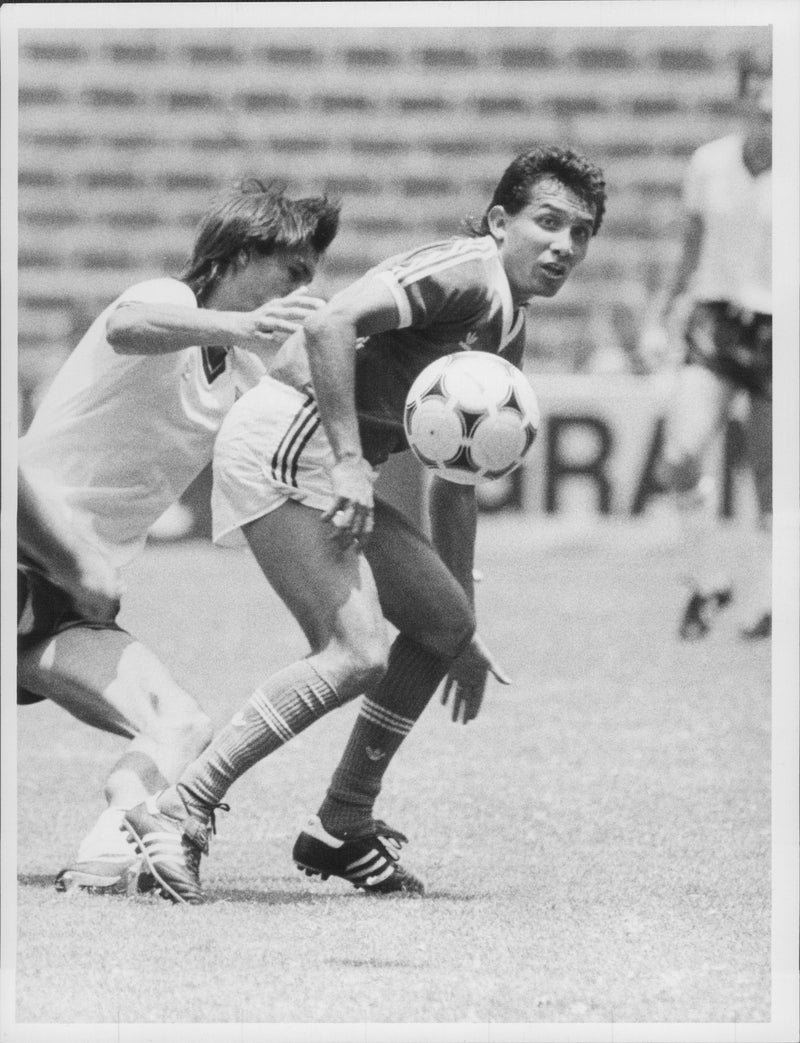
683, 300, 772, 398
353, 236, 527, 465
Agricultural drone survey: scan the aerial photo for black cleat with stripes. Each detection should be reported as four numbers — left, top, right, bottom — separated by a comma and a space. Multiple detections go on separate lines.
293, 815, 425, 896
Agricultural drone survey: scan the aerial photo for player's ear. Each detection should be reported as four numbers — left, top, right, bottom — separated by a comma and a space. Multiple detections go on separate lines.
487, 205, 508, 243
236, 247, 250, 269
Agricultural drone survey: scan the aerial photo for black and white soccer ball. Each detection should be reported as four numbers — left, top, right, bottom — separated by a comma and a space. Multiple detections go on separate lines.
403, 352, 540, 485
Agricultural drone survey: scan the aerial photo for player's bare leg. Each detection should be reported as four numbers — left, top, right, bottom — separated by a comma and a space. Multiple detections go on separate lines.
662, 365, 736, 638
294, 499, 475, 896
122, 500, 396, 903
18, 627, 212, 892
739, 390, 772, 638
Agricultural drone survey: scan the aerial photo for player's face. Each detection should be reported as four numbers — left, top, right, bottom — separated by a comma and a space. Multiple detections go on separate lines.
491, 177, 596, 305
227, 248, 318, 310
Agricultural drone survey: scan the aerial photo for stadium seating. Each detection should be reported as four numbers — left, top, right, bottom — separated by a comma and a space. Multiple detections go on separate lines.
17, 25, 771, 419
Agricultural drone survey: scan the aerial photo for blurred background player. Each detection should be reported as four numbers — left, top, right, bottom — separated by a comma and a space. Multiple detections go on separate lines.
17, 180, 339, 893
121, 145, 607, 905
640, 55, 773, 640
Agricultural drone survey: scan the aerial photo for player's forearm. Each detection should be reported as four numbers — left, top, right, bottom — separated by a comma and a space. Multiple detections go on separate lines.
429, 476, 477, 606
106, 303, 249, 355
303, 310, 363, 462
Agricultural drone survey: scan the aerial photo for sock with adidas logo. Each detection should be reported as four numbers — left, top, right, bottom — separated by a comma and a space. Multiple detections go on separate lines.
318, 634, 448, 837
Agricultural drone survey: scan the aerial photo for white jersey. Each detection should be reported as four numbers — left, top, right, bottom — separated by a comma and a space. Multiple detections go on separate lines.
684, 133, 771, 314
19, 278, 267, 567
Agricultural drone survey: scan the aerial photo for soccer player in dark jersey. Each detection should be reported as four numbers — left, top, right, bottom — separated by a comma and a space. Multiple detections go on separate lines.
640, 55, 772, 640
122, 145, 607, 904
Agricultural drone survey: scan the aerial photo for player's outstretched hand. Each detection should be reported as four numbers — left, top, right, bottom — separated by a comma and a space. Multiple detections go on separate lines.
441, 633, 512, 725
323, 455, 377, 547
241, 286, 327, 348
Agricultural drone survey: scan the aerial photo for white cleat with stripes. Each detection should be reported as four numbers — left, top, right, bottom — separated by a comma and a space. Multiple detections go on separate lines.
292, 815, 425, 896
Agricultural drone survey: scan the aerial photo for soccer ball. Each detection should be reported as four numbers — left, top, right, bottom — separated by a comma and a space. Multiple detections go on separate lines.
403, 352, 540, 485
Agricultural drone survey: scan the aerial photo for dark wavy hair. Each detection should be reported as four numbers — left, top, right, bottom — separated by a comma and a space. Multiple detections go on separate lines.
181, 179, 341, 303
465, 145, 607, 238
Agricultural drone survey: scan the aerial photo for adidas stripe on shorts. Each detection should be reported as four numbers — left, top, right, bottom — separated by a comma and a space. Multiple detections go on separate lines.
212, 375, 341, 546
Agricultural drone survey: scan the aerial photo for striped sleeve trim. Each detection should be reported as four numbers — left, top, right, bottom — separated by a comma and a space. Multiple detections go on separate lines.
393, 238, 497, 290
375, 270, 413, 328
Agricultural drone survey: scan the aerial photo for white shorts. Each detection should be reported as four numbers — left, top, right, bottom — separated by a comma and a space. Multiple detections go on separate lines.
212, 376, 337, 546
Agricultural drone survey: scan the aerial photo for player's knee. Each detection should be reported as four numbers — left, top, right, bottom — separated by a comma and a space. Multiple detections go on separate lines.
348, 639, 389, 692
660, 453, 702, 494
416, 610, 475, 663
329, 631, 390, 698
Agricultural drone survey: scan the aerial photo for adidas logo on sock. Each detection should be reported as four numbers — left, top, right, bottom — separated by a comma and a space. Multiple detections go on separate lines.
365, 746, 386, 761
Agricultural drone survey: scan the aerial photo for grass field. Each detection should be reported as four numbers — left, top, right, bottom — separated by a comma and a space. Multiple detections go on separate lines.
10, 512, 786, 1036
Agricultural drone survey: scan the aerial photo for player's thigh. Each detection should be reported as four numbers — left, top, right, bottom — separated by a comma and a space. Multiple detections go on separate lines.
745, 392, 772, 516
664, 364, 735, 464
365, 499, 475, 658
18, 626, 204, 740
242, 500, 387, 658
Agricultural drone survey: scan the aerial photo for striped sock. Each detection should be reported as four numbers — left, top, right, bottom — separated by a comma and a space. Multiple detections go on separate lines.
178, 659, 342, 813
318, 635, 449, 837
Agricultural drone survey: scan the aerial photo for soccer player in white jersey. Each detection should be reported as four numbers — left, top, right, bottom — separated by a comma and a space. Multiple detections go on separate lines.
17, 180, 340, 892
121, 146, 607, 904
640, 55, 773, 640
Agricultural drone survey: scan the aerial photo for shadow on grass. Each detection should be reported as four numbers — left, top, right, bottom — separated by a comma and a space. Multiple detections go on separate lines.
18, 874, 487, 905
18, 874, 57, 889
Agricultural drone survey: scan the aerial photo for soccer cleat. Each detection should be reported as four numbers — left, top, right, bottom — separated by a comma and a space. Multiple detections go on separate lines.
293, 815, 425, 896
679, 587, 733, 640
740, 611, 772, 640
121, 785, 228, 905
54, 855, 146, 896
55, 806, 154, 896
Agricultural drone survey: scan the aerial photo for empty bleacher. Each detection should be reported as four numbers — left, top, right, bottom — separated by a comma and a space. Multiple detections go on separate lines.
16, 24, 771, 410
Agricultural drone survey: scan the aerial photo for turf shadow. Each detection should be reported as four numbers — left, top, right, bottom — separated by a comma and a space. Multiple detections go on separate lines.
17, 873, 58, 889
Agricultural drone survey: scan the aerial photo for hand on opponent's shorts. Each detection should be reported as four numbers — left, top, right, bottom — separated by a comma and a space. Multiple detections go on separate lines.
323, 455, 377, 546
441, 633, 512, 725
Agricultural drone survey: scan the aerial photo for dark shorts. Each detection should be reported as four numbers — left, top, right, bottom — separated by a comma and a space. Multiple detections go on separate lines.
684, 300, 772, 398
17, 561, 123, 705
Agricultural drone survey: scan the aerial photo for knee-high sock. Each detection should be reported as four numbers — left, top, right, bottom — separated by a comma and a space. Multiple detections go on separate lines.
178, 659, 342, 813
318, 635, 450, 837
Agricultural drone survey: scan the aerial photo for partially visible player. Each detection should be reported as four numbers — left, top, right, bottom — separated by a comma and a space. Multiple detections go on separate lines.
17, 180, 340, 892
640, 55, 772, 640
18, 466, 122, 625
121, 145, 607, 904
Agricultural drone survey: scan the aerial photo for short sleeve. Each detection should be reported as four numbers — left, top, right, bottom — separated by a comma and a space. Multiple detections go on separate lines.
375, 241, 492, 330
113, 278, 197, 309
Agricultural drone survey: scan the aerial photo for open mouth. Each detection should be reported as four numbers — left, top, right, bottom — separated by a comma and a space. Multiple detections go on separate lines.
540, 262, 567, 279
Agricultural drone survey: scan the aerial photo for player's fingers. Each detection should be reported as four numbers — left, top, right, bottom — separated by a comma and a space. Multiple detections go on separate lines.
452, 688, 463, 723
441, 677, 454, 706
